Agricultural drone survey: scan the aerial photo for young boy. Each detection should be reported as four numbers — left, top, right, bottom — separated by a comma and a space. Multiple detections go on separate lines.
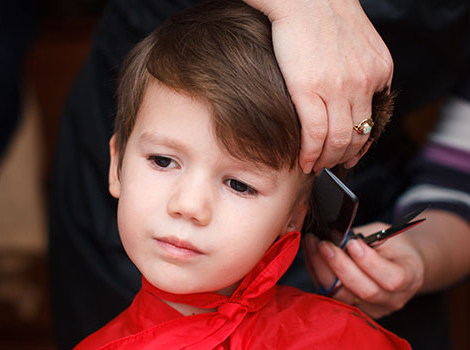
74, 1, 408, 348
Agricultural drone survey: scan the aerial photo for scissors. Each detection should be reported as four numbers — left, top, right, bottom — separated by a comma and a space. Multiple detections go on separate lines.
312, 168, 427, 296
349, 208, 426, 248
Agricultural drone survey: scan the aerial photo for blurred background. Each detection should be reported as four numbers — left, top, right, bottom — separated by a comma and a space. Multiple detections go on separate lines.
0, 1, 105, 349
0, 1, 469, 349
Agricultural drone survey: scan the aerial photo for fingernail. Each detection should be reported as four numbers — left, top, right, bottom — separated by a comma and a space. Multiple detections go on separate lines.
303, 162, 313, 174
304, 233, 317, 253
347, 239, 364, 258
319, 241, 335, 259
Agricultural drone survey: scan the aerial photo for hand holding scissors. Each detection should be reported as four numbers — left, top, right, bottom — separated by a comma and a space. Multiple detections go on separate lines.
304, 169, 428, 318
319, 207, 427, 296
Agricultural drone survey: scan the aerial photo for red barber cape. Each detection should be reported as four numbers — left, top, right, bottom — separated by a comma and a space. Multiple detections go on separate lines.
75, 231, 410, 349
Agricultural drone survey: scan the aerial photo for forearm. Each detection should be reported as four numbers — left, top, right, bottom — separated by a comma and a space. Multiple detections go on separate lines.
406, 209, 470, 293
396, 96, 470, 293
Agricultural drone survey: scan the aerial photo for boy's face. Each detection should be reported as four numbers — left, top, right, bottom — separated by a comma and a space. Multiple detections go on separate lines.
109, 79, 309, 295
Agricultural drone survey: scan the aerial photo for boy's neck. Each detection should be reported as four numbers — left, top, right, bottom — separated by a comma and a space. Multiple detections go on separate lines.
161, 298, 216, 316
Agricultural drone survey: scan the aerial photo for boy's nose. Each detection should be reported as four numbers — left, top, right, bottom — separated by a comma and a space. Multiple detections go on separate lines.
167, 175, 212, 226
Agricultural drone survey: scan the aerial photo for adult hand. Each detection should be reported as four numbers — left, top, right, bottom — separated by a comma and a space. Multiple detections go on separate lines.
243, 0, 393, 173
303, 222, 425, 319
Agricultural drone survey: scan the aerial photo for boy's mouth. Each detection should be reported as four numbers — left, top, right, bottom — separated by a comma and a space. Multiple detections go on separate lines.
154, 236, 203, 258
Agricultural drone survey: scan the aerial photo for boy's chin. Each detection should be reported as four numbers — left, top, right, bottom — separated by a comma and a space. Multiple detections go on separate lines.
145, 276, 239, 296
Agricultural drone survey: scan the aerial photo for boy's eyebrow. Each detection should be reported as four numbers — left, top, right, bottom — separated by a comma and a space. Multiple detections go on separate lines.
236, 162, 279, 185
138, 132, 189, 153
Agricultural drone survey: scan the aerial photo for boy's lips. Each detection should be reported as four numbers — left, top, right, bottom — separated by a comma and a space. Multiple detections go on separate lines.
154, 236, 203, 258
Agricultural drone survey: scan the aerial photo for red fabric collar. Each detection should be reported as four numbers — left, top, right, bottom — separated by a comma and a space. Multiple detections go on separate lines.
100, 231, 301, 350
78, 230, 411, 350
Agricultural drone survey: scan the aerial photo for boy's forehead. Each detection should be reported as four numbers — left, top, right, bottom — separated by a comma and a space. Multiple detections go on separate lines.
134, 80, 211, 134
140, 79, 204, 112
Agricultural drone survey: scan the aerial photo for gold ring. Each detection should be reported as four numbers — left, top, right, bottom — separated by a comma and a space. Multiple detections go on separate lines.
353, 118, 374, 135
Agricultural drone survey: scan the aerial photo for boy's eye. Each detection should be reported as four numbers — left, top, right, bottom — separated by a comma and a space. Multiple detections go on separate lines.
149, 155, 176, 169
226, 179, 257, 196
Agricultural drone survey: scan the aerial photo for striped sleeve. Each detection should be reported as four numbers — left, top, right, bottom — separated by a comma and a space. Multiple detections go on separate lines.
395, 96, 470, 223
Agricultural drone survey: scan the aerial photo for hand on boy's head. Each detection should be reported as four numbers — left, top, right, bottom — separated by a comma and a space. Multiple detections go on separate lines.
246, 0, 393, 173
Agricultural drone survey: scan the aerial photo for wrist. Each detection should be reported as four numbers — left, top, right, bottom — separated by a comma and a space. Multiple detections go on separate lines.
400, 234, 426, 294
243, 0, 364, 23
241, 0, 290, 21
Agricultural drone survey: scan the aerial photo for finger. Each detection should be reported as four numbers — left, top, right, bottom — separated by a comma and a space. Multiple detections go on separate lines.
313, 96, 352, 173
331, 285, 359, 306
359, 304, 392, 320
343, 138, 373, 169
302, 233, 320, 286
297, 93, 328, 174
318, 241, 383, 302
303, 235, 338, 290
339, 92, 374, 164
332, 286, 389, 319
346, 239, 407, 292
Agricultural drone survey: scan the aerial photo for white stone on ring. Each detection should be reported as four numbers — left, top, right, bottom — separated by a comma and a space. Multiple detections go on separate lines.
353, 118, 374, 135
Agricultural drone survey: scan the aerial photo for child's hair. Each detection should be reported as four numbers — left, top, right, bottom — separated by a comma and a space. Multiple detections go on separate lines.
115, 0, 300, 171
114, 0, 394, 231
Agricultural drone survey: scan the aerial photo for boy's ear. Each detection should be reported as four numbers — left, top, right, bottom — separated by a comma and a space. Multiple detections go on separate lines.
282, 196, 309, 236
109, 134, 121, 199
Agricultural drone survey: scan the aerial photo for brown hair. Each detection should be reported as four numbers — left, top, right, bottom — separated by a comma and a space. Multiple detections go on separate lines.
114, 0, 394, 231
115, 0, 300, 171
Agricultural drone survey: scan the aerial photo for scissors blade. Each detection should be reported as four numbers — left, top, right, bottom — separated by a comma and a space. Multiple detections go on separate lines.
363, 218, 426, 247
395, 205, 428, 226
